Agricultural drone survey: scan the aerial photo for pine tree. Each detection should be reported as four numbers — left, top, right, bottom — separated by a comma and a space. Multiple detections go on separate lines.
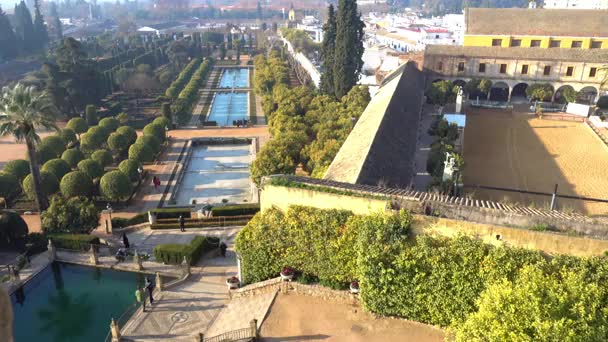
320, 4, 336, 97
0, 6, 19, 60
33, 0, 49, 47
49, 2, 62, 41
14, 1, 36, 52
333, 0, 364, 99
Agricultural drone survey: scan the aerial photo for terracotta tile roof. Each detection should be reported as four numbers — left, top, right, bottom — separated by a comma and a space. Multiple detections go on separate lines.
465, 8, 608, 37
425, 45, 608, 63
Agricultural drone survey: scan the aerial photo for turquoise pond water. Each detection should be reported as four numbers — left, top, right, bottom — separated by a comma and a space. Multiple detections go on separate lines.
219, 68, 249, 88
207, 92, 249, 126
11, 262, 149, 342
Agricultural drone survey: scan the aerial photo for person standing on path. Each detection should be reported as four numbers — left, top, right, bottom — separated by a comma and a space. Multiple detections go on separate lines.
135, 287, 145, 312
122, 233, 130, 249
145, 277, 154, 305
179, 215, 185, 232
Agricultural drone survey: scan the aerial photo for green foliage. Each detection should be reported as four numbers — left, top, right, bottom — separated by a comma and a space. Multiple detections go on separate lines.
39, 135, 67, 159
116, 112, 129, 125
107, 132, 129, 155
66, 117, 89, 135
48, 233, 100, 251
22, 171, 59, 200
3, 159, 30, 181
154, 236, 219, 265
99, 170, 132, 202
526, 83, 554, 102
561, 87, 579, 103
41, 158, 71, 180
211, 204, 260, 216
77, 159, 104, 180
0, 210, 28, 250
58, 128, 77, 146
86, 125, 111, 142
165, 58, 201, 99
91, 149, 113, 167
161, 103, 172, 121
85, 105, 98, 126
427, 80, 458, 105
143, 123, 165, 142
464, 78, 492, 98
118, 159, 141, 182
136, 134, 161, 154
0, 172, 20, 200
281, 28, 320, 55
79, 127, 107, 153
128, 142, 155, 163
59, 171, 92, 198
332, 0, 365, 98
320, 4, 336, 96
116, 126, 137, 145
153, 116, 170, 129
98, 117, 120, 132
35, 142, 58, 164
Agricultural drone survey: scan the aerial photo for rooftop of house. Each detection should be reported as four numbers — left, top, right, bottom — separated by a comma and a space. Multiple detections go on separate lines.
465, 8, 608, 37
424, 45, 608, 63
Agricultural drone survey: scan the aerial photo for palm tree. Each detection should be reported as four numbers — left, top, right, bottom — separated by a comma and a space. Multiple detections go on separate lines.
0, 83, 59, 211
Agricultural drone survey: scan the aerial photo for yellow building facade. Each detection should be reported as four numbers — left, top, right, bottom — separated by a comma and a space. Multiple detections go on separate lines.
464, 36, 608, 49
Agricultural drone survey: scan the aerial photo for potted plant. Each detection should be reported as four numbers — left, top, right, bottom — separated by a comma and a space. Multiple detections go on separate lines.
350, 281, 359, 294
280, 266, 295, 281
226, 276, 240, 289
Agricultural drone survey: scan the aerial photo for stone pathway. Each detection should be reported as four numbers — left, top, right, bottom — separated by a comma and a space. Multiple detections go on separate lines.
1, 253, 51, 294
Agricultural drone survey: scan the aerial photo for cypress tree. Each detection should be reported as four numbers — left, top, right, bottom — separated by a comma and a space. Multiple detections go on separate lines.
33, 0, 49, 47
0, 6, 19, 60
14, 1, 36, 52
333, 0, 365, 99
320, 4, 337, 97
49, 2, 62, 41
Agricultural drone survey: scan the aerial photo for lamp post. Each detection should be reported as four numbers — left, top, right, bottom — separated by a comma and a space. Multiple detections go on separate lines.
137, 166, 144, 181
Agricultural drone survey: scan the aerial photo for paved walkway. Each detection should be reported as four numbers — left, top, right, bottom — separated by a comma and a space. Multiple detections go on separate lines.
121, 226, 242, 341
413, 105, 440, 191
1, 253, 51, 294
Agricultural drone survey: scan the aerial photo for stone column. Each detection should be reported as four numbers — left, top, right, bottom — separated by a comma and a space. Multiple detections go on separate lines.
134, 250, 143, 271
47, 239, 56, 261
155, 272, 163, 292
89, 245, 99, 265
181, 256, 190, 277
110, 318, 121, 342
249, 319, 258, 338
236, 254, 243, 283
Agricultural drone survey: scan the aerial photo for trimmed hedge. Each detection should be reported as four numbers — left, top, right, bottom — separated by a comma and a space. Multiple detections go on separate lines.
58, 128, 77, 146
151, 217, 252, 230
211, 204, 260, 217
99, 117, 120, 132
49, 234, 100, 251
128, 143, 155, 163
60, 171, 93, 198
118, 159, 141, 182
77, 159, 104, 180
0, 172, 20, 200
136, 135, 161, 155
61, 149, 85, 168
3, 159, 30, 181
100, 170, 133, 202
153, 236, 219, 266
107, 132, 129, 155
143, 123, 165, 142
91, 149, 113, 167
165, 58, 201, 99
116, 126, 137, 145
41, 159, 71, 180
39, 135, 66, 159
22, 171, 59, 200
66, 117, 89, 135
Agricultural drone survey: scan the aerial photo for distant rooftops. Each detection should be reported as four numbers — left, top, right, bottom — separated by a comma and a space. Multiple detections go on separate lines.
465, 8, 608, 37
425, 45, 608, 63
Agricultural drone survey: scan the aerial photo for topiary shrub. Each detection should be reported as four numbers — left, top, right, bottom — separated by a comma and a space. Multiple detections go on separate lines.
0, 172, 21, 200
77, 159, 104, 180
100, 170, 133, 202
60, 171, 93, 198
143, 123, 165, 142
3, 159, 30, 181
116, 126, 137, 145
86, 125, 111, 142
58, 128, 77, 146
116, 112, 129, 124
61, 149, 85, 168
41, 159, 71, 181
161, 102, 172, 120
128, 143, 155, 163
40, 135, 67, 158
48, 233, 99, 251
35, 143, 58, 164
42, 196, 100, 234
107, 132, 129, 156
22, 171, 59, 200
91, 149, 113, 167
80, 131, 105, 154
85, 105, 97, 126
154, 236, 219, 265
153, 116, 171, 129
118, 159, 142, 182
0, 210, 28, 250
66, 117, 88, 136
99, 117, 120, 132
135, 135, 161, 154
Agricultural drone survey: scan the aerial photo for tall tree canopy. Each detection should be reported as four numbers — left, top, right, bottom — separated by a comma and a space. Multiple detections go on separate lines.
319, 4, 336, 97
13, 1, 36, 53
48, 2, 62, 41
332, 0, 364, 99
33, 0, 48, 47
0, 6, 19, 60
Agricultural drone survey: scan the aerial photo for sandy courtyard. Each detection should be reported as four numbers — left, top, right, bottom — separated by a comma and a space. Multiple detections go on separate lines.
463, 108, 608, 216
259, 294, 445, 342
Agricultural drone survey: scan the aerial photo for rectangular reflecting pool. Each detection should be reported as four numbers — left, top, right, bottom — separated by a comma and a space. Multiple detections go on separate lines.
207, 92, 249, 127
219, 68, 249, 88
11, 262, 147, 342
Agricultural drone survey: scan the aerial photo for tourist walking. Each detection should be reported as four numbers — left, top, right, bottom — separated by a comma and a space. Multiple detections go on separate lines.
135, 287, 145, 312
145, 277, 154, 304
152, 176, 160, 190
219, 241, 227, 257
179, 215, 185, 232
122, 233, 130, 249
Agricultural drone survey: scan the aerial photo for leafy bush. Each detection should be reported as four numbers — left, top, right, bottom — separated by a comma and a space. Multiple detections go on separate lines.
85, 105, 97, 126
597, 96, 608, 109
41, 159, 71, 180
165, 58, 201, 99
60, 171, 93, 198
26, 232, 47, 255
3, 159, 30, 181
77, 159, 104, 180
58, 128, 77, 146
0, 172, 21, 200
154, 236, 219, 265
80, 131, 105, 154
66, 117, 88, 135
42, 196, 100, 234
118, 159, 141, 182
0, 210, 28, 250
161, 103, 172, 120
36, 143, 58, 164
61, 149, 85, 168
91, 149, 113, 167
86, 125, 111, 142
49, 233, 100, 251
22, 171, 59, 200
153, 116, 170, 129
98, 117, 120, 132
116, 112, 129, 124
100, 170, 133, 202
135, 135, 161, 154
150, 217, 252, 230
128, 143, 155, 163
211, 204, 260, 216
39, 135, 67, 159
116, 126, 137, 145
143, 123, 165, 142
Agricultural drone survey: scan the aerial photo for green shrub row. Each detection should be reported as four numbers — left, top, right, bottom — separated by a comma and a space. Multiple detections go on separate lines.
236, 206, 608, 340
153, 236, 220, 265
174, 58, 214, 125
211, 204, 260, 216
151, 217, 252, 230
49, 234, 100, 251
165, 58, 201, 99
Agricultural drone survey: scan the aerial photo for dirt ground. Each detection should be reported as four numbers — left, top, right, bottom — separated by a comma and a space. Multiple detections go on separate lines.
259, 294, 445, 342
463, 108, 608, 216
